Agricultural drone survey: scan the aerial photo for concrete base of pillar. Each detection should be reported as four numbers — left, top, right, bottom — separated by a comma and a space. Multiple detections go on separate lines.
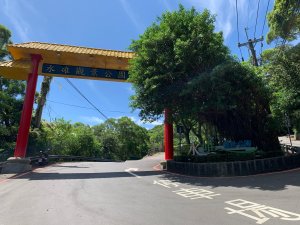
160, 160, 167, 170
1, 157, 32, 174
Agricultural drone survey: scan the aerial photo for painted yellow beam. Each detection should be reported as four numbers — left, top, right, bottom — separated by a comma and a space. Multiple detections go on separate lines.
0, 42, 134, 81
0, 60, 31, 80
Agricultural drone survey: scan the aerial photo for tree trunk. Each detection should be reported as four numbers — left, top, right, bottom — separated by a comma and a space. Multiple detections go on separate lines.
33, 76, 53, 128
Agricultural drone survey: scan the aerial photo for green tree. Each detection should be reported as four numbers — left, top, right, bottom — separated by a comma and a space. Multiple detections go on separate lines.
0, 24, 12, 59
41, 118, 73, 155
0, 24, 25, 157
182, 62, 280, 152
0, 78, 25, 151
93, 117, 150, 160
67, 123, 98, 157
148, 125, 164, 153
93, 119, 121, 160
32, 76, 53, 128
129, 5, 229, 122
262, 44, 300, 138
116, 117, 149, 159
40, 119, 100, 157
267, 0, 300, 43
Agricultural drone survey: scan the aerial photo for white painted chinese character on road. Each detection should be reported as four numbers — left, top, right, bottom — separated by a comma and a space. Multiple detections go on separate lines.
153, 179, 179, 188
173, 188, 220, 200
225, 199, 300, 224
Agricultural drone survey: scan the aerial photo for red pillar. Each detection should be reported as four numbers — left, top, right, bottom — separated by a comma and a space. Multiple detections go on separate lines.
164, 108, 174, 160
14, 54, 42, 158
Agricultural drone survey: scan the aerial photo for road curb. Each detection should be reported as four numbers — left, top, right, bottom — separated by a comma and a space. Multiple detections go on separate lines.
167, 154, 300, 177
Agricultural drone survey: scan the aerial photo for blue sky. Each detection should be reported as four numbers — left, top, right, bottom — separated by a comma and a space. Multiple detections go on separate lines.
0, 0, 275, 128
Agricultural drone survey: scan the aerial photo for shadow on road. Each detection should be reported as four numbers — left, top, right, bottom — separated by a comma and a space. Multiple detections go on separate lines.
50, 165, 90, 168
12, 170, 162, 180
160, 169, 300, 191
10, 166, 300, 191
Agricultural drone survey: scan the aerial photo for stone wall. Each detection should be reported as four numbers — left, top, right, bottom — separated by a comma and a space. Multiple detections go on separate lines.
166, 154, 300, 177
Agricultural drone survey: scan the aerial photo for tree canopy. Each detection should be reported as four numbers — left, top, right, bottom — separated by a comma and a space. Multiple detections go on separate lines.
129, 5, 280, 153
0, 24, 12, 59
129, 5, 229, 121
0, 24, 26, 153
262, 44, 300, 136
267, 0, 300, 43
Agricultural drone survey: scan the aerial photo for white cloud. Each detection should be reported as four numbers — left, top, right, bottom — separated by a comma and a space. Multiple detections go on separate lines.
188, 0, 247, 41
129, 116, 163, 127
2, 0, 35, 42
127, 85, 135, 95
80, 116, 103, 125
120, 0, 144, 32
162, 0, 173, 11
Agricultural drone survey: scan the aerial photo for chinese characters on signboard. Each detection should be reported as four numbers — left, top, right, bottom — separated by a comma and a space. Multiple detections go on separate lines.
42, 63, 129, 81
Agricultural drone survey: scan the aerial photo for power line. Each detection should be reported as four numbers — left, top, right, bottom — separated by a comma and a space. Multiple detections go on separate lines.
246, 0, 250, 28
235, 0, 244, 61
260, 0, 271, 57
47, 99, 132, 114
47, 100, 98, 110
64, 78, 109, 120
261, 0, 271, 37
254, 0, 261, 39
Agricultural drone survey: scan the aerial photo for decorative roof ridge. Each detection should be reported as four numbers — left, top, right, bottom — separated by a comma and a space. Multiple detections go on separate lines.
8, 42, 134, 55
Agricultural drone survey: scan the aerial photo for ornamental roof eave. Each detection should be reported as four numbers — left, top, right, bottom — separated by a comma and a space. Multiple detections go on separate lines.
0, 60, 31, 80
8, 42, 135, 59
7, 42, 134, 72
1, 42, 134, 81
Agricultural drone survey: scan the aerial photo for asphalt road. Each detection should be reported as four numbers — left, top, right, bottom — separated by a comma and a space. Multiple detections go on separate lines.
1, 153, 300, 225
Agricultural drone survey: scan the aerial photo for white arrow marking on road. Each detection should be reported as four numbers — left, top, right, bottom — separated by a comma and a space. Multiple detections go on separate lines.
125, 168, 141, 178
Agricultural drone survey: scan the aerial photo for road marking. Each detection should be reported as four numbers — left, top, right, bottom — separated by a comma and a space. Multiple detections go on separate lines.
153, 180, 220, 200
173, 188, 221, 200
153, 179, 180, 188
152, 164, 161, 171
225, 199, 300, 224
125, 168, 141, 178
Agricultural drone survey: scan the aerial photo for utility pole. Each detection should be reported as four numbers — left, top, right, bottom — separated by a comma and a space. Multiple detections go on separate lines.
238, 31, 263, 66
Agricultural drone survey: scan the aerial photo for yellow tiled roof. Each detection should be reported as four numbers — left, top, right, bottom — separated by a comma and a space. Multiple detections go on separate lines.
9, 42, 134, 59
0, 60, 31, 69
0, 60, 31, 80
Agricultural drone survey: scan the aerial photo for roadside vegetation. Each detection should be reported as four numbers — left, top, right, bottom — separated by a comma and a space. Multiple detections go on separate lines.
1, 1, 299, 162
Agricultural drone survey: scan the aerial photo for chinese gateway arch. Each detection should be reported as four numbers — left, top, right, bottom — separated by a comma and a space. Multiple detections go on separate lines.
0, 42, 173, 172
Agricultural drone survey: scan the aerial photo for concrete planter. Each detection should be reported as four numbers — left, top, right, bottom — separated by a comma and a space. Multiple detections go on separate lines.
166, 154, 300, 177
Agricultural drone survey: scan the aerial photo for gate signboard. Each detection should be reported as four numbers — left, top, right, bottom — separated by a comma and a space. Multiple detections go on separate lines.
42, 63, 129, 81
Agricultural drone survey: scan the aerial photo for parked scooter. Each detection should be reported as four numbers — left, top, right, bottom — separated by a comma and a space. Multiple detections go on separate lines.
37, 151, 48, 166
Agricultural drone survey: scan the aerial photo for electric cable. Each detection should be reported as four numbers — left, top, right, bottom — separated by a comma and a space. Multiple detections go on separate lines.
246, 0, 250, 28
254, 0, 261, 39
261, 0, 271, 37
47, 99, 132, 114
235, 0, 244, 61
64, 78, 109, 120
260, 0, 271, 57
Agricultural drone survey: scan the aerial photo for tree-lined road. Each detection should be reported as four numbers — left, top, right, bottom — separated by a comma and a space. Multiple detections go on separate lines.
1, 153, 300, 225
